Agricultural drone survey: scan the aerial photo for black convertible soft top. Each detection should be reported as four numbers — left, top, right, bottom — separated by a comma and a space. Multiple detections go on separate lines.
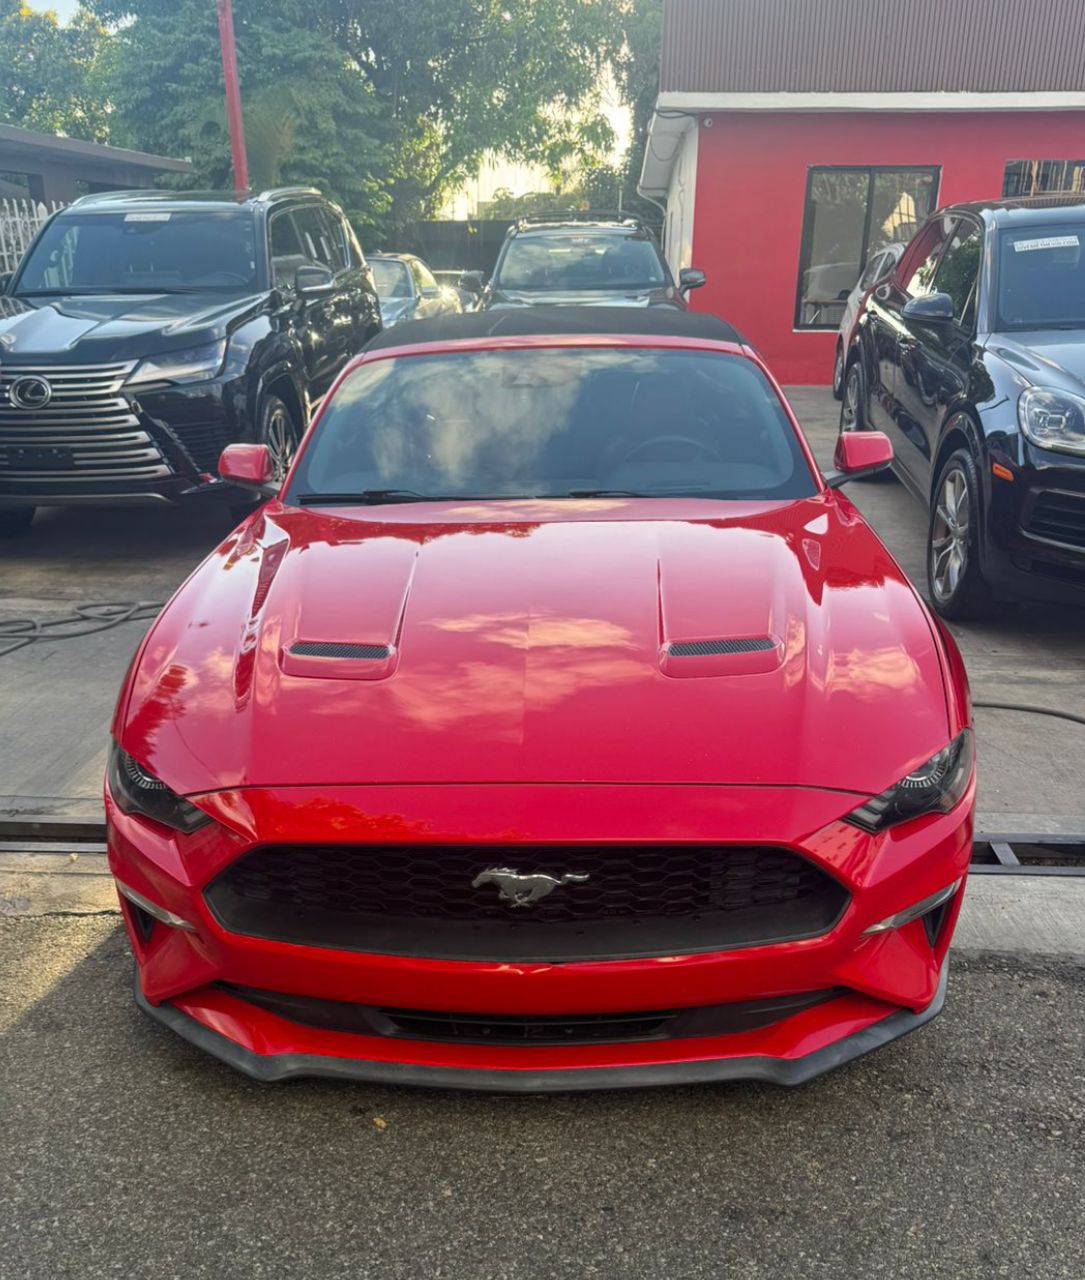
365, 306, 746, 352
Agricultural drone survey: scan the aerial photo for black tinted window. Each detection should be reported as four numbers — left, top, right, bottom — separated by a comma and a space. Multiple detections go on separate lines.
291, 206, 334, 269
996, 224, 1085, 330
17, 210, 259, 292
495, 233, 668, 291
934, 220, 982, 326
288, 348, 816, 503
371, 259, 412, 297
902, 215, 956, 299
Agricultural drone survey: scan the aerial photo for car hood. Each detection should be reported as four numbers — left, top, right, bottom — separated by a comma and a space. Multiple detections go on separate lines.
0, 290, 266, 361
122, 496, 950, 798
987, 330, 1085, 390
488, 286, 682, 310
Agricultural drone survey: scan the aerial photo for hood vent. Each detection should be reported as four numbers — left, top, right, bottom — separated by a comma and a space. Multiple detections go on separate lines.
669, 637, 775, 658
290, 642, 390, 661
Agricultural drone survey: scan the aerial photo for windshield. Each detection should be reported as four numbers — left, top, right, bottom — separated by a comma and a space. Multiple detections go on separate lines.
15, 210, 259, 294
287, 347, 816, 503
996, 224, 1085, 330
370, 259, 412, 298
494, 233, 668, 292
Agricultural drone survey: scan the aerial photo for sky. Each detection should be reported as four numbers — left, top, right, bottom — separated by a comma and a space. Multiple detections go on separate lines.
28, 0, 80, 17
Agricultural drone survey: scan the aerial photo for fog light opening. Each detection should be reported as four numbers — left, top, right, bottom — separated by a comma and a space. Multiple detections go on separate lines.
116, 880, 197, 933
863, 880, 961, 938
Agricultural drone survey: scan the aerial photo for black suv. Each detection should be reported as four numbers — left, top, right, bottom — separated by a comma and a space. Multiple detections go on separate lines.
0, 187, 380, 533
463, 212, 704, 311
840, 196, 1085, 616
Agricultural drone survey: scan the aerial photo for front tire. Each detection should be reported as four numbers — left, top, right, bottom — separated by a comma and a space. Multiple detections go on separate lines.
0, 507, 35, 537
831, 342, 845, 400
927, 448, 997, 619
258, 394, 300, 484
839, 360, 866, 432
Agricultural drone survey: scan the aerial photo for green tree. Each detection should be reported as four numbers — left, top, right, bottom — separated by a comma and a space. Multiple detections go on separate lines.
0, 1, 112, 143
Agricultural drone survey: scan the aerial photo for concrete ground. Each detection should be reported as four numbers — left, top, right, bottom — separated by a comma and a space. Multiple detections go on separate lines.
1, 387, 1084, 1279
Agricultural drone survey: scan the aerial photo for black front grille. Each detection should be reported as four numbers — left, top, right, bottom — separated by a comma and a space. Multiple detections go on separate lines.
205, 844, 849, 962
172, 420, 229, 473
1025, 489, 1085, 550
669, 638, 775, 657
220, 984, 841, 1046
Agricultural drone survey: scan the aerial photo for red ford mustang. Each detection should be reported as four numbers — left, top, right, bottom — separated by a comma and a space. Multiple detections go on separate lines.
107, 309, 974, 1091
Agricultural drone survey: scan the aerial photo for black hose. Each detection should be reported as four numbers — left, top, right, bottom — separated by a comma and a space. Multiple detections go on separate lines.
0, 601, 164, 658
974, 700, 1085, 728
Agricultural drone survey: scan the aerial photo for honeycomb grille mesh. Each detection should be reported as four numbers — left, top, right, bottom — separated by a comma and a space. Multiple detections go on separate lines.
290, 641, 390, 660
669, 637, 775, 657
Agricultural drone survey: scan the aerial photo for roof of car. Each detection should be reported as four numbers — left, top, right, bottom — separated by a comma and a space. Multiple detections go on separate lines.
66, 186, 324, 212
364, 307, 745, 352
944, 194, 1085, 225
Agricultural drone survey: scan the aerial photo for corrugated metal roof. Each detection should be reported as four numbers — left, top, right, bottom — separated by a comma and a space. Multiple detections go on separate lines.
661, 0, 1085, 94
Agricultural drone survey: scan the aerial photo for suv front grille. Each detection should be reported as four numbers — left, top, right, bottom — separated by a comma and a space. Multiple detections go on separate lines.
0, 362, 171, 483
1025, 489, 1085, 551
205, 843, 849, 962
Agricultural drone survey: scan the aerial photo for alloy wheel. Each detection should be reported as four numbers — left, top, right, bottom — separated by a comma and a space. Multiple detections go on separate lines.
841, 365, 862, 430
264, 403, 297, 482
930, 467, 970, 601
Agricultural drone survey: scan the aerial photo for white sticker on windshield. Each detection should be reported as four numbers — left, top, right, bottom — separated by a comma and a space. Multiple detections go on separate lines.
1013, 234, 1079, 253
124, 212, 172, 222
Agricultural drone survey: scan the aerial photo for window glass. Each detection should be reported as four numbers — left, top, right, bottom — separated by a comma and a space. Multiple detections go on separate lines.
317, 208, 348, 273
1004, 160, 1085, 198
290, 206, 333, 269
269, 211, 307, 288
933, 221, 982, 326
996, 224, 1085, 330
414, 259, 438, 291
370, 258, 412, 298
858, 251, 888, 291
901, 215, 955, 299
494, 233, 668, 291
796, 168, 938, 328
287, 348, 818, 504
16, 210, 259, 293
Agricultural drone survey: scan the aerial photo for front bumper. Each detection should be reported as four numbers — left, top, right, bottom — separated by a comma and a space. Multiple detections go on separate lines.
108, 781, 973, 1091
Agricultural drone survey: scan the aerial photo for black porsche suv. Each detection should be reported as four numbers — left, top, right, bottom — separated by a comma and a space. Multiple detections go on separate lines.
0, 187, 380, 533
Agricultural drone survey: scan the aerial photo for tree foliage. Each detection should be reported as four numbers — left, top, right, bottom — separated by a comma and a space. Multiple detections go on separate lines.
0, 1, 111, 143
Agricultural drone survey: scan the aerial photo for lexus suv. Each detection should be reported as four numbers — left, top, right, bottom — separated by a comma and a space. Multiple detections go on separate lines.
462, 212, 705, 310
0, 187, 380, 534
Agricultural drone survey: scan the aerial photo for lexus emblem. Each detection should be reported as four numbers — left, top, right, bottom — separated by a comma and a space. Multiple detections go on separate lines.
472, 867, 589, 909
9, 375, 53, 410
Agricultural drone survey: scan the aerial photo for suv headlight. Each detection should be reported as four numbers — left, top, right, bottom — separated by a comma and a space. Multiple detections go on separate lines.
1018, 386, 1085, 457
126, 340, 226, 388
844, 730, 973, 833
107, 742, 212, 833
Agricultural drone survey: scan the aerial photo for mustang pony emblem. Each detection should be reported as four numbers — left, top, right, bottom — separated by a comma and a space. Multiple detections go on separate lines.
472, 867, 590, 909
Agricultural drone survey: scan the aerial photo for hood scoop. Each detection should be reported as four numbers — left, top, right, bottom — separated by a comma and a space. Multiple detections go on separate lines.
662, 635, 782, 679
282, 640, 397, 681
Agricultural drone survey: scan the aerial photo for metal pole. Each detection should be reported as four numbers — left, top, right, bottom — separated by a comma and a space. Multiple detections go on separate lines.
216, 0, 249, 196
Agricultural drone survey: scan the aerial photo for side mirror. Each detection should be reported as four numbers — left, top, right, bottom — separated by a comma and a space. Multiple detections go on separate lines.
295, 264, 335, 300
825, 431, 893, 487
902, 291, 955, 323
679, 267, 706, 293
219, 443, 278, 494
459, 270, 485, 294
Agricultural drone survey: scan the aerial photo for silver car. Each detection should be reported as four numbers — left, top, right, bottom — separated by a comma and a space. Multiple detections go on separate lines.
832, 243, 905, 399
370, 254, 463, 329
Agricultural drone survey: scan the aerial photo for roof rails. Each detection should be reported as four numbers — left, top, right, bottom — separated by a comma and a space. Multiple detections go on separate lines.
513, 209, 648, 231
253, 186, 323, 202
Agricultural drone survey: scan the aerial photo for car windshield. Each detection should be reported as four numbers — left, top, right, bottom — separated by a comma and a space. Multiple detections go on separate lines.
15, 210, 259, 294
495, 233, 668, 292
996, 224, 1085, 330
287, 347, 817, 503
370, 259, 412, 298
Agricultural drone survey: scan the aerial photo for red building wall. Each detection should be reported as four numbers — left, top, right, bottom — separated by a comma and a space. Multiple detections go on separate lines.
689, 110, 1085, 384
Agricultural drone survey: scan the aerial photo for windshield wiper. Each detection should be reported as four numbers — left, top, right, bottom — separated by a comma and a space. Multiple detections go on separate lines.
296, 489, 446, 505
541, 487, 713, 499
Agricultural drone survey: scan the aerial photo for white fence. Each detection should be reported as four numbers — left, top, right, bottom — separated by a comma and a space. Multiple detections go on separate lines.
0, 198, 65, 275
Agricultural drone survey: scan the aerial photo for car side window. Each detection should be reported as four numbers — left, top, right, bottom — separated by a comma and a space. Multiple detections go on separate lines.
858, 251, 887, 291
414, 260, 438, 292
316, 207, 348, 274
291, 206, 334, 270
933, 220, 983, 329
269, 210, 308, 289
902, 216, 955, 299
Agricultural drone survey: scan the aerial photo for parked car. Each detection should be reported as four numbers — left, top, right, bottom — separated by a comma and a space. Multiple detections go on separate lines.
831, 242, 905, 399
108, 307, 974, 1092
462, 211, 704, 310
432, 268, 478, 311
0, 187, 380, 535
369, 253, 463, 328
840, 196, 1085, 617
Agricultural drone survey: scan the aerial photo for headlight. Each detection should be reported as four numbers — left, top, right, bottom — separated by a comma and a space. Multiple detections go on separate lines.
126, 340, 226, 388
107, 742, 212, 833
1018, 386, 1085, 457
844, 730, 973, 833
